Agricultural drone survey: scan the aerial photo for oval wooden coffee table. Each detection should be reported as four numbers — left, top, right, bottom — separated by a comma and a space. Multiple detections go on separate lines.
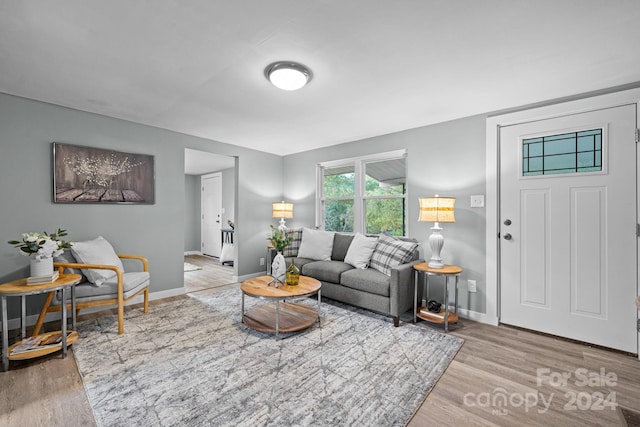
241, 275, 321, 338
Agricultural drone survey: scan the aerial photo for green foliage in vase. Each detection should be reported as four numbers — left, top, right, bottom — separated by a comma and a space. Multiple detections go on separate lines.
267, 225, 292, 252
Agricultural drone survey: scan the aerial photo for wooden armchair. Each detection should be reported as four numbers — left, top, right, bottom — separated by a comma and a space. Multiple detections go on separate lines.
33, 254, 150, 335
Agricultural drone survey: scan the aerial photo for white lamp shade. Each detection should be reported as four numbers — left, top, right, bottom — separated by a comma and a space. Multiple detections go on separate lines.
418, 196, 456, 223
272, 201, 294, 219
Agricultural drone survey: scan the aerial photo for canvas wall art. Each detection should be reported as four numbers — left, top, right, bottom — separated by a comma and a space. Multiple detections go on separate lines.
53, 143, 155, 204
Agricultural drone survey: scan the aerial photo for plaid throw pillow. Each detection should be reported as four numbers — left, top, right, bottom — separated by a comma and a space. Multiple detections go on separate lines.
283, 227, 303, 257
369, 234, 418, 276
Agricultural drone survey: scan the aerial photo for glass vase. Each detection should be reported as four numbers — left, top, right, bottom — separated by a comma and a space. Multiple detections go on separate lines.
285, 260, 300, 286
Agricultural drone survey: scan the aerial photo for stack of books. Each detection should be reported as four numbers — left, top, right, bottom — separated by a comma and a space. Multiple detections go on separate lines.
26, 270, 59, 285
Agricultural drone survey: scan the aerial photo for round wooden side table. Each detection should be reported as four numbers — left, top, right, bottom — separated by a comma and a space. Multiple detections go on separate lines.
413, 263, 462, 332
0, 274, 82, 372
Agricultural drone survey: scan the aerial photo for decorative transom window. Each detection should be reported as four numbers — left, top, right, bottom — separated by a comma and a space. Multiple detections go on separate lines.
317, 150, 407, 236
522, 128, 603, 176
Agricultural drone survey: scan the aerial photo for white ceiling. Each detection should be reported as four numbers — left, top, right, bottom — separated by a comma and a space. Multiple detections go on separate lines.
1, 1, 640, 157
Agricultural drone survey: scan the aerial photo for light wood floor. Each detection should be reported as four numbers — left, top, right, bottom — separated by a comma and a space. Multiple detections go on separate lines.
1, 259, 638, 426
183, 254, 234, 293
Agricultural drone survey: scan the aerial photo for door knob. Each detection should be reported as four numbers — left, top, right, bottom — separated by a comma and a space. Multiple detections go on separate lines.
504, 219, 512, 226
503, 233, 512, 240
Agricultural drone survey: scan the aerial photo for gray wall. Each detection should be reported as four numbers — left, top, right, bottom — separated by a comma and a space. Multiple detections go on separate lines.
0, 93, 281, 320
184, 174, 201, 252
283, 115, 487, 314
221, 167, 235, 230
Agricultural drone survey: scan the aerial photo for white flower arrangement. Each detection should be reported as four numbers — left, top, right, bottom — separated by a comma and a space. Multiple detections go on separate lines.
8, 229, 73, 260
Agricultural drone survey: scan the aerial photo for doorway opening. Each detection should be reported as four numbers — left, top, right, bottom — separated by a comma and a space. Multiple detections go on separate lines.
184, 148, 237, 290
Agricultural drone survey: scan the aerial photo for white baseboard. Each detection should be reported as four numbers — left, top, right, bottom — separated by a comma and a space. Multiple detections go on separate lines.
1, 286, 187, 331
184, 251, 203, 256
450, 305, 499, 326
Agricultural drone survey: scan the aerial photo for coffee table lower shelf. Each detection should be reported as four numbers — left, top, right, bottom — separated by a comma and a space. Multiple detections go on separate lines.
8, 330, 78, 361
243, 302, 318, 334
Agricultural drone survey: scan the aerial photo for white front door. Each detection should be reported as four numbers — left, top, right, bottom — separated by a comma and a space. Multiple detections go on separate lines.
202, 173, 222, 257
500, 104, 637, 353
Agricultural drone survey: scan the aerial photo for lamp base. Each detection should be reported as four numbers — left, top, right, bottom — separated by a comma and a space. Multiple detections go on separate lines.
428, 223, 446, 270
428, 259, 445, 269
278, 218, 287, 232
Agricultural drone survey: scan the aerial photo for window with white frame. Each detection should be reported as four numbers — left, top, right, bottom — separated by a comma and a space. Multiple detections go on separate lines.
317, 150, 407, 236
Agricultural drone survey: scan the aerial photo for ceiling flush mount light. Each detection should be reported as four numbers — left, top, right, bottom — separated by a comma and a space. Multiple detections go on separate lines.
265, 61, 312, 91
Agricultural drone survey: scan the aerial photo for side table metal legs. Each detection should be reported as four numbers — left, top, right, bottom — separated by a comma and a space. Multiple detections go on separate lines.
413, 270, 460, 333
61, 287, 67, 359
2, 296, 8, 372
441, 275, 459, 332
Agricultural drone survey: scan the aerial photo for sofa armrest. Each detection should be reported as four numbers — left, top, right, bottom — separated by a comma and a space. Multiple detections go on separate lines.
389, 259, 424, 317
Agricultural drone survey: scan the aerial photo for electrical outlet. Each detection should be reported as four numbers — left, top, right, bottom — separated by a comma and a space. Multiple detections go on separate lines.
468, 279, 477, 292
259, 257, 265, 266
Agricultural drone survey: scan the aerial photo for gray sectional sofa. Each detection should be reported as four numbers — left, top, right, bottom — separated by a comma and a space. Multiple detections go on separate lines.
273, 229, 421, 326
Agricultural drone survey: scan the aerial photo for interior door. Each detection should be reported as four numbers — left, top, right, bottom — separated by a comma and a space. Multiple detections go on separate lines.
202, 173, 222, 257
500, 104, 637, 353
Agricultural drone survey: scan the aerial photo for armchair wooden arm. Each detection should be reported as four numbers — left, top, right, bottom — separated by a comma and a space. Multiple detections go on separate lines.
34, 254, 150, 336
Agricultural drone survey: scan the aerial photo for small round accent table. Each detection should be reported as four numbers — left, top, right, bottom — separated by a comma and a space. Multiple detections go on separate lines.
241, 275, 321, 339
413, 263, 462, 332
0, 273, 82, 372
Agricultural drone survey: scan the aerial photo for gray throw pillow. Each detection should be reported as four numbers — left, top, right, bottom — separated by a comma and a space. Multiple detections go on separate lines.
283, 227, 303, 257
369, 234, 418, 276
70, 236, 124, 286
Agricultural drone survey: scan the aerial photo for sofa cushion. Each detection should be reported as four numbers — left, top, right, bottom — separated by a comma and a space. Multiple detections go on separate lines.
301, 260, 353, 284
369, 234, 419, 276
284, 257, 316, 271
283, 227, 303, 257
297, 228, 335, 261
344, 233, 378, 269
70, 236, 124, 286
331, 233, 355, 261
340, 268, 391, 297
53, 272, 150, 304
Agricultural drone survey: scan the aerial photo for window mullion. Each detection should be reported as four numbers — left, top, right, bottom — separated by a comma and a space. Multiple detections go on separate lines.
353, 160, 363, 233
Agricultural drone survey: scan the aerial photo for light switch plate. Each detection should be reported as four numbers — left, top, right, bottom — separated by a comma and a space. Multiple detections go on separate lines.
470, 195, 485, 208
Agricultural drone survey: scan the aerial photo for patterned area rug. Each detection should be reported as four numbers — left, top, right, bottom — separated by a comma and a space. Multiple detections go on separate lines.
73, 288, 463, 427
183, 262, 202, 272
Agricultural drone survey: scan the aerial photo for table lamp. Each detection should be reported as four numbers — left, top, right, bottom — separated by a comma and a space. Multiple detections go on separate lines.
272, 201, 294, 232
418, 195, 456, 269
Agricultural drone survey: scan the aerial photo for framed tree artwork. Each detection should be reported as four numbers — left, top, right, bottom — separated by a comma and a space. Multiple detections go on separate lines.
52, 143, 155, 204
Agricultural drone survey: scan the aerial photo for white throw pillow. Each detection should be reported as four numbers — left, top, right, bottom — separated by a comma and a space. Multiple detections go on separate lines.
344, 233, 378, 269
70, 236, 124, 286
297, 228, 335, 261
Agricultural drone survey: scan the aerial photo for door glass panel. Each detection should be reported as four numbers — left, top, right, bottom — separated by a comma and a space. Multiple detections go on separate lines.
522, 129, 603, 176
